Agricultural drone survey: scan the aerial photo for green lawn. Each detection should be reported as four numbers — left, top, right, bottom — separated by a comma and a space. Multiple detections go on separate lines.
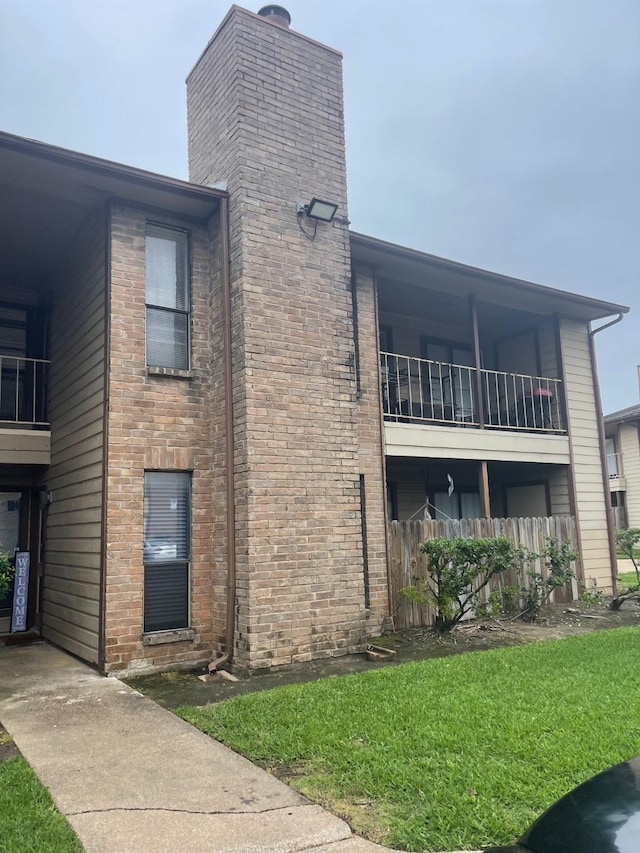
179, 628, 640, 852
618, 570, 640, 587
616, 550, 640, 561
0, 756, 83, 853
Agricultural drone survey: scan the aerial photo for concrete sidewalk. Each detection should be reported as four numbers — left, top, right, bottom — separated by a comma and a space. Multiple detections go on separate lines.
0, 642, 390, 853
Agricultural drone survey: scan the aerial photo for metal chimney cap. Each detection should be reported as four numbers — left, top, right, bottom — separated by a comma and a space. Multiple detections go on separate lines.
257, 5, 291, 28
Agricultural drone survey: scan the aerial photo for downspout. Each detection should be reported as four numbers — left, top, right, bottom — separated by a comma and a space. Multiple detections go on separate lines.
209, 196, 236, 672
589, 312, 626, 593
98, 200, 112, 673
371, 268, 393, 619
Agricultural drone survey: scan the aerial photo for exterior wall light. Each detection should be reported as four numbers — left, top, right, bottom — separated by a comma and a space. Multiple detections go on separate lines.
296, 198, 339, 241
297, 198, 339, 223
306, 197, 338, 222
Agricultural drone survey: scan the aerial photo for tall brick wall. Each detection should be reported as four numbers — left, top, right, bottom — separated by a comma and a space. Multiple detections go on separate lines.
353, 267, 391, 622
104, 204, 228, 674
188, 8, 380, 667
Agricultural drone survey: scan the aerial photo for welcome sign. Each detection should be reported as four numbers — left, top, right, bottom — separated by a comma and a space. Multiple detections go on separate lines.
11, 552, 30, 633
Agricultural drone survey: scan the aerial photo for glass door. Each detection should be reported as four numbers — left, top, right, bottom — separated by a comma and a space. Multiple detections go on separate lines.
421, 338, 475, 423
0, 492, 22, 616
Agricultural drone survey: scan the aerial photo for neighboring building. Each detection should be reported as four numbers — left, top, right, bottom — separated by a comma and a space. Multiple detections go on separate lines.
604, 403, 640, 530
0, 5, 628, 673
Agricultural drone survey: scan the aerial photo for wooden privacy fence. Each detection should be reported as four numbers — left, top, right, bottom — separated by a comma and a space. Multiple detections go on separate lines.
388, 516, 579, 630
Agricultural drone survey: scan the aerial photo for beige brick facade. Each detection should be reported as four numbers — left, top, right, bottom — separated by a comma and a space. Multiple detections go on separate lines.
104, 204, 228, 673
98, 7, 391, 675
186, 7, 387, 668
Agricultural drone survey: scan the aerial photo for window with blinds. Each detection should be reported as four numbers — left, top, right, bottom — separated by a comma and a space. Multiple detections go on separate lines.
143, 471, 190, 633
432, 491, 481, 521
145, 225, 189, 369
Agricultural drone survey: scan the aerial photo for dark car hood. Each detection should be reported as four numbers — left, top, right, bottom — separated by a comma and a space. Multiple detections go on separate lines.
485, 756, 640, 853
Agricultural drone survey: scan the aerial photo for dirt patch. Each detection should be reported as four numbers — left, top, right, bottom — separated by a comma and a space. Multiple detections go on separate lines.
380, 598, 640, 658
127, 599, 640, 710
0, 725, 19, 763
263, 762, 391, 847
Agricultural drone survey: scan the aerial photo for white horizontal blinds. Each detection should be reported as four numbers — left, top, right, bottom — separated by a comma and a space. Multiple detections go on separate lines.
143, 472, 190, 632
145, 225, 189, 369
146, 310, 189, 368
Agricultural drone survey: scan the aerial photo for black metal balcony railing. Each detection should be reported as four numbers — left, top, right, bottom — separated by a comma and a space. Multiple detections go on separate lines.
0, 356, 50, 427
381, 352, 564, 434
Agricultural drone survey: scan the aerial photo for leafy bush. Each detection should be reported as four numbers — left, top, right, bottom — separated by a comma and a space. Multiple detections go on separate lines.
401, 536, 525, 633
610, 529, 640, 610
579, 583, 604, 605
519, 537, 577, 622
0, 552, 14, 601
616, 529, 640, 582
402, 536, 578, 630
476, 585, 519, 619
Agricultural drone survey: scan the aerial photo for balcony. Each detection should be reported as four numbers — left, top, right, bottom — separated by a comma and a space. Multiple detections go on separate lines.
0, 356, 50, 465
0, 356, 50, 427
607, 452, 621, 479
381, 352, 564, 434
607, 452, 625, 492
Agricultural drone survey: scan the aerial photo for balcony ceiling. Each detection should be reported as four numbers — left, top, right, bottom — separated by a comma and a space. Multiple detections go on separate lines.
377, 277, 558, 342
0, 131, 224, 281
351, 231, 629, 324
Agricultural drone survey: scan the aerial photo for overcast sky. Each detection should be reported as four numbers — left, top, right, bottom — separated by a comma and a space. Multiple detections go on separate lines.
1, 0, 638, 411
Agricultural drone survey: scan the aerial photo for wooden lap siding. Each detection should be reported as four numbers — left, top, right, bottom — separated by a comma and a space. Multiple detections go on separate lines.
41, 211, 106, 664
548, 467, 571, 516
560, 318, 613, 591
619, 423, 640, 528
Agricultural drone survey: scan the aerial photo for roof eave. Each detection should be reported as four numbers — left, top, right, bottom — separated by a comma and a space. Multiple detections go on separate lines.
349, 230, 630, 321
0, 130, 227, 210
604, 409, 640, 426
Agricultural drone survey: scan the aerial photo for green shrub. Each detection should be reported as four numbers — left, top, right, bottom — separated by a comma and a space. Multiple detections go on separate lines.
579, 583, 604, 605
401, 536, 525, 633
609, 530, 640, 610
402, 536, 578, 629
0, 552, 14, 601
476, 585, 519, 619
519, 537, 577, 622
615, 529, 640, 582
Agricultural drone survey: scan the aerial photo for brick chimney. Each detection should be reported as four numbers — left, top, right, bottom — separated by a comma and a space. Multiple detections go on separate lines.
187, 7, 367, 669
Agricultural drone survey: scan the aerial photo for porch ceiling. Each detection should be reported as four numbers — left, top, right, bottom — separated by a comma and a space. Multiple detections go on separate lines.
0, 131, 224, 280
351, 231, 629, 323
377, 278, 544, 342
0, 182, 90, 279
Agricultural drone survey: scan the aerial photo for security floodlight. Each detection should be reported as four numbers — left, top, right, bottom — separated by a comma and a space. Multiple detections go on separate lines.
297, 197, 338, 223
